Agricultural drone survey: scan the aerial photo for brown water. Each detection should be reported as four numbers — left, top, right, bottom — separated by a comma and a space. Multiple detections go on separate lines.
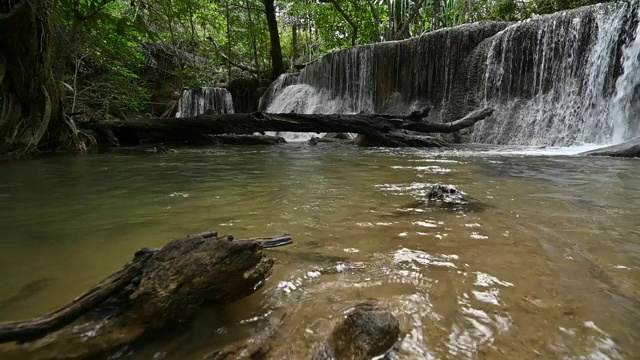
0, 144, 638, 359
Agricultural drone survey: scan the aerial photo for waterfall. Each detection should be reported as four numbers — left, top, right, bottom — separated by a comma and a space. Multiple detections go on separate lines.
262, 1, 640, 146
467, 2, 638, 145
258, 73, 299, 111
265, 22, 510, 116
176, 88, 234, 117
611, 4, 640, 143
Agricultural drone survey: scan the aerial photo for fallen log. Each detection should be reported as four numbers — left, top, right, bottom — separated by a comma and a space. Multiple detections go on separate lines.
0, 232, 292, 359
77, 107, 493, 147
0, 251, 153, 344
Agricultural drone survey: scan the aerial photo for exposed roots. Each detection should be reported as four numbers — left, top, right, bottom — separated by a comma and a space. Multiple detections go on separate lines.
62, 115, 90, 153
25, 85, 52, 152
0, 93, 21, 145
0, 55, 5, 84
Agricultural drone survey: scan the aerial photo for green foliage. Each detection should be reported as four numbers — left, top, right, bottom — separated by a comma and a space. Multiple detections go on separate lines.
47, 0, 613, 120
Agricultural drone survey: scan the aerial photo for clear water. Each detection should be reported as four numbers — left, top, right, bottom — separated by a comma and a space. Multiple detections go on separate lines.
0, 145, 638, 359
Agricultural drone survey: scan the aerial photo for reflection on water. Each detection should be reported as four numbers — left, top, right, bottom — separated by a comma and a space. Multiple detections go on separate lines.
0, 144, 639, 359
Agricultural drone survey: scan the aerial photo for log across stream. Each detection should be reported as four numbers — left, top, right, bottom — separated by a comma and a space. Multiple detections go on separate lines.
78, 107, 494, 148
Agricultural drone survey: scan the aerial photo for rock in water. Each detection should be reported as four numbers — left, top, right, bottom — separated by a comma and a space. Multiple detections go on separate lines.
580, 137, 640, 158
322, 133, 353, 140
426, 184, 468, 205
312, 302, 400, 360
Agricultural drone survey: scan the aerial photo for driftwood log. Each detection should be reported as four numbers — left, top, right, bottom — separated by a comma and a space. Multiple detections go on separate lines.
78, 107, 494, 147
0, 232, 292, 359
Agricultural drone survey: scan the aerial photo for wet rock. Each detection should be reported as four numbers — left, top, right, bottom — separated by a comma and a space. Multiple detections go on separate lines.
312, 302, 400, 360
308, 137, 319, 146
425, 184, 468, 205
580, 137, 640, 158
395, 184, 476, 215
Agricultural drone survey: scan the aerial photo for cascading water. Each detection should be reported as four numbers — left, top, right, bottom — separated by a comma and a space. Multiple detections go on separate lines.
263, 22, 510, 115
467, 1, 639, 145
262, 1, 640, 146
176, 88, 234, 117
611, 4, 640, 143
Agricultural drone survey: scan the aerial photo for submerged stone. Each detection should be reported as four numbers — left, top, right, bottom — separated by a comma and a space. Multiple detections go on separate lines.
425, 184, 469, 205
312, 301, 400, 360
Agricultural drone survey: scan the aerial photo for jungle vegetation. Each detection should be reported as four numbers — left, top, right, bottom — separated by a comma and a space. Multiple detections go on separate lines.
0, 0, 609, 157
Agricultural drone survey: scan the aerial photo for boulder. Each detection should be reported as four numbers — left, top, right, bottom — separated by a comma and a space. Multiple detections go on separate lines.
580, 137, 640, 158
425, 184, 469, 205
312, 301, 401, 360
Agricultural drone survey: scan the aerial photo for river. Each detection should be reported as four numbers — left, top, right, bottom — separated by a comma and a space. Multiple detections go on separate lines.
0, 144, 638, 359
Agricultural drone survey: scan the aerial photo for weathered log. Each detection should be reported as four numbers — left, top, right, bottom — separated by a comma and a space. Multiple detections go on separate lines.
0, 252, 153, 344
0, 232, 292, 359
77, 107, 493, 147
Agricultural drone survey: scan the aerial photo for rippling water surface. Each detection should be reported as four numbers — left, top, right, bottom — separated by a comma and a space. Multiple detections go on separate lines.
0, 144, 638, 359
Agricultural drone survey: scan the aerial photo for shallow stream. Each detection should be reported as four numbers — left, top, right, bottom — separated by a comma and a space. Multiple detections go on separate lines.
0, 144, 638, 359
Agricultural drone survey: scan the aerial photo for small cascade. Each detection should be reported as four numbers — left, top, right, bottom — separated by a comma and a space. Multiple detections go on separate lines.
260, 1, 640, 147
258, 73, 299, 111
464, 1, 639, 145
611, 5, 640, 142
264, 22, 509, 116
176, 88, 234, 117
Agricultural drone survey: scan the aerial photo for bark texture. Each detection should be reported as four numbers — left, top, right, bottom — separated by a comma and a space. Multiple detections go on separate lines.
0, 0, 84, 158
0, 232, 292, 359
78, 107, 493, 147
262, 0, 286, 80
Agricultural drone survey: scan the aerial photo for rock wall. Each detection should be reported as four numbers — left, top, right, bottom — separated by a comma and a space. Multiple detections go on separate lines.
261, 1, 640, 146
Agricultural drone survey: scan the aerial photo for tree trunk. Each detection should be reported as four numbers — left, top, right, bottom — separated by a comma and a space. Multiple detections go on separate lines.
325, 0, 358, 46
246, 0, 261, 77
0, 0, 83, 158
292, 24, 298, 60
431, 0, 441, 30
78, 107, 494, 147
262, 0, 286, 80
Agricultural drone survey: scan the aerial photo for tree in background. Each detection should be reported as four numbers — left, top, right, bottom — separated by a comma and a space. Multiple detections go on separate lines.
0, 0, 87, 157
0, 0, 614, 157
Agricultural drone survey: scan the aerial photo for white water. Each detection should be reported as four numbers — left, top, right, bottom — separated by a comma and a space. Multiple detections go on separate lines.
474, 2, 637, 145
611, 6, 640, 143
265, 85, 329, 141
261, 2, 640, 148
176, 88, 234, 117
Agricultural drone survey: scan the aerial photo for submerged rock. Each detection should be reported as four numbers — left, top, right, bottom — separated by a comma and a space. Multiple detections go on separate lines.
312, 301, 401, 360
424, 184, 469, 205
396, 184, 476, 214
580, 137, 640, 158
